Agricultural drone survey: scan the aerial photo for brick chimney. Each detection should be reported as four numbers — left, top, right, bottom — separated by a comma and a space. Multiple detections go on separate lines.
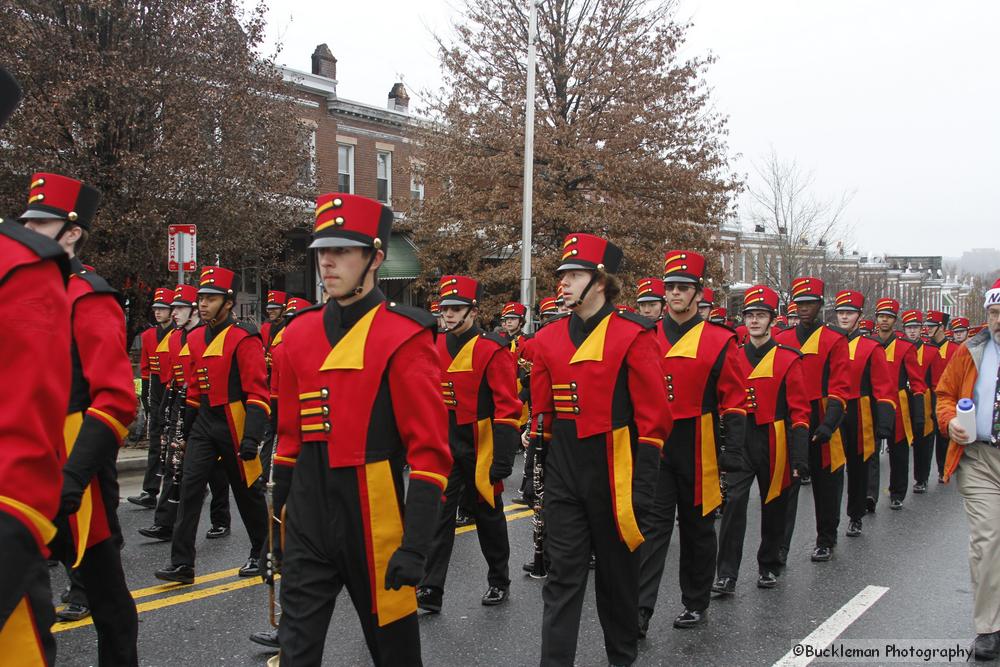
311, 44, 337, 80
388, 82, 409, 112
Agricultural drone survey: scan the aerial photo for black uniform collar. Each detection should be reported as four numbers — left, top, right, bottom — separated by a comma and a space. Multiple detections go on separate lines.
447, 323, 482, 358
206, 313, 236, 343
323, 287, 385, 346
848, 328, 866, 341
661, 311, 703, 346
568, 301, 614, 347
795, 320, 821, 345
744, 336, 777, 367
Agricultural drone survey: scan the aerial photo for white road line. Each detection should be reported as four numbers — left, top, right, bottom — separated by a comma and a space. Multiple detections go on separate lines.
772, 585, 890, 667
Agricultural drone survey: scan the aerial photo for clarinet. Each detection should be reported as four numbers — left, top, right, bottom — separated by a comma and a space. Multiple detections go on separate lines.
157, 385, 176, 477
166, 386, 188, 504
528, 412, 547, 579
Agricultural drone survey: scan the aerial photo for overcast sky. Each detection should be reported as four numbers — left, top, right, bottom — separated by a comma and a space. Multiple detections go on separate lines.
257, 0, 998, 258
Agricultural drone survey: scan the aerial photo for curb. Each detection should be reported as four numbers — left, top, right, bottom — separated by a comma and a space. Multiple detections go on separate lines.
117, 445, 150, 474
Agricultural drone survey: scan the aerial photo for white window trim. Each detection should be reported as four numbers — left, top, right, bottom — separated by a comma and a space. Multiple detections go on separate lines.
338, 143, 355, 194
377, 151, 392, 205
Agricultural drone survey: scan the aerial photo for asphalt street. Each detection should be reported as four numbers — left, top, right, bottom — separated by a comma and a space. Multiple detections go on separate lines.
51, 449, 991, 667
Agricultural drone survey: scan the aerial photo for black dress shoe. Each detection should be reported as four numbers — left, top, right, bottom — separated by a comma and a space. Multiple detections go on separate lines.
973, 631, 1000, 661
249, 628, 279, 648
138, 524, 172, 541
846, 520, 862, 537
416, 586, 442, 613
56, 603, 91, 622
206, 525, 231, 539
481, 586, 509, 606
913, 482, 927, 494
799, 475, 812, 485
937, 475, 945, 484
890, 499, 903, 510
511, 495, 530, 506
711, 577, 736, 595
866, 496, 877, 514
673, 608, 706, 629
455, 510, 475, 527
757, 571, 778, 589
155, 564, 195, 584
638, 607, 652, 639
238, 557, 260, 577
811, 546, 833, 562
127, 492, 156, 508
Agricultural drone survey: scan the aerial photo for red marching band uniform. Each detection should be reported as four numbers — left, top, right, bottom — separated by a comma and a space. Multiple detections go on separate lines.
869, 299, 927, 509
0, 162, 73, 665
715, 286, 810, 593
832, 290, 896, 534
272, 193, 452, 665
905, 309, 939, 490
530, 233, 672, 666
418, 277, 522, 610
773, 277, 852, 561
28, 173, 139, 664
135, 286, 175, 503
929, 311, 960, 480
638, 250, 746, 630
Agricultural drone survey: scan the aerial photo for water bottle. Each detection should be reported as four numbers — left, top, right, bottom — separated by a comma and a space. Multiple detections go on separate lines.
956, 398, 977, 444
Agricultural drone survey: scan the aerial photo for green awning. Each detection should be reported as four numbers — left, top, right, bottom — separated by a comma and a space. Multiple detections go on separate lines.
381, 234, 421, 280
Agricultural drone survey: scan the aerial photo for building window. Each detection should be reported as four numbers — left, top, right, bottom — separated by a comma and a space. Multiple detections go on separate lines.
376, 151, 392, 203
299, 130, 316, 186
410, 173, 424, 201
338, 144, 354, 194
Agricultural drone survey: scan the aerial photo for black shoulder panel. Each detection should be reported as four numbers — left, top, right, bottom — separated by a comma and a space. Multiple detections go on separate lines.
386, 302, 436, 330
235, 320, 259, 337
77, 268, 117, 295
614, 310, 656, 330
776, 344, 804, 358
480, 330, 509, 348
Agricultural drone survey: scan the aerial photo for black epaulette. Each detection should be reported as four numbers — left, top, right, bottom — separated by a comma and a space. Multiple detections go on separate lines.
235, 320, 259, 337
0, 218, 72, 283
614, 309, 656, 330
776, 343, 803, 359
385, 301, 436, 330
76, 267, 117, 295
480, 330, 509, 347
825, 323, 849, 336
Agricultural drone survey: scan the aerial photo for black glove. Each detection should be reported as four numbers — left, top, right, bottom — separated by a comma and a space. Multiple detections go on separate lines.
239, 438, 259, 461
59, 416, 120, 516
244, 402, 271, 445
631, 440, 662, 522
789, 424, 810, 478
489, 423, 520, 484
910, 394, 925, 439
717, 412, 748, 473
812, 398, 845, 444
182, 405, 198, 438
876, 401, 895, 440
385, 477, 442, 590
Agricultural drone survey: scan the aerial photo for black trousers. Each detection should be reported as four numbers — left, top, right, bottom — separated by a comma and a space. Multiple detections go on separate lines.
716, 423, 789, 580
913, 432, 935, 485
638, 418, 716, 616
171, 409, 267, 567
0, 512, 56, 666
153, 459, 230, 530
142, 378, 166, 497
842, 399, 870, 522
278, 444, 421, 667
422, 418, 510, 592
887, 439, 911, 501
541, 420, 640, 667
934, 428, 949, 479
783, 402, 844, 550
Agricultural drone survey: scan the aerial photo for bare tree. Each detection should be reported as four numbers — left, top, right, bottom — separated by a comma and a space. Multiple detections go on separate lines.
744, 150, 854, 305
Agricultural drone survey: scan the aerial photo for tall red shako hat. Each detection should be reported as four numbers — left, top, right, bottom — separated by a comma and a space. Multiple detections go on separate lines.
834, 290, 864, 312
197, 266, 237, 296
790, 276, 824, 303
152, 287, 174, 309
311, 193, 394, 294
636, 277, 666, 303
18, 172, 102, 231
438, 275, 481, 307
557, 233, 623, 307
501, 302, 527, 319
742, 285, 779, 314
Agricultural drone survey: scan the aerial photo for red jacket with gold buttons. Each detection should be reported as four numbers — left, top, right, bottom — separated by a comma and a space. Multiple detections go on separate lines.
275, 293, 452, 492
0, 223, 70, 553
773, 323, 852, 404
842, 331, 897, 459
876, 334, 926, 444
439, 327, 522, 427
140, 324, 173, 385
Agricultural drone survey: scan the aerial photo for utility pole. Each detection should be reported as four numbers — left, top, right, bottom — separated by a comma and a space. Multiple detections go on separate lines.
519, 0, 539, 331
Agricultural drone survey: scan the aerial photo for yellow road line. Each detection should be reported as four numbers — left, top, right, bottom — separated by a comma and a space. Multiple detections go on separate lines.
54, 510, 535, 632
